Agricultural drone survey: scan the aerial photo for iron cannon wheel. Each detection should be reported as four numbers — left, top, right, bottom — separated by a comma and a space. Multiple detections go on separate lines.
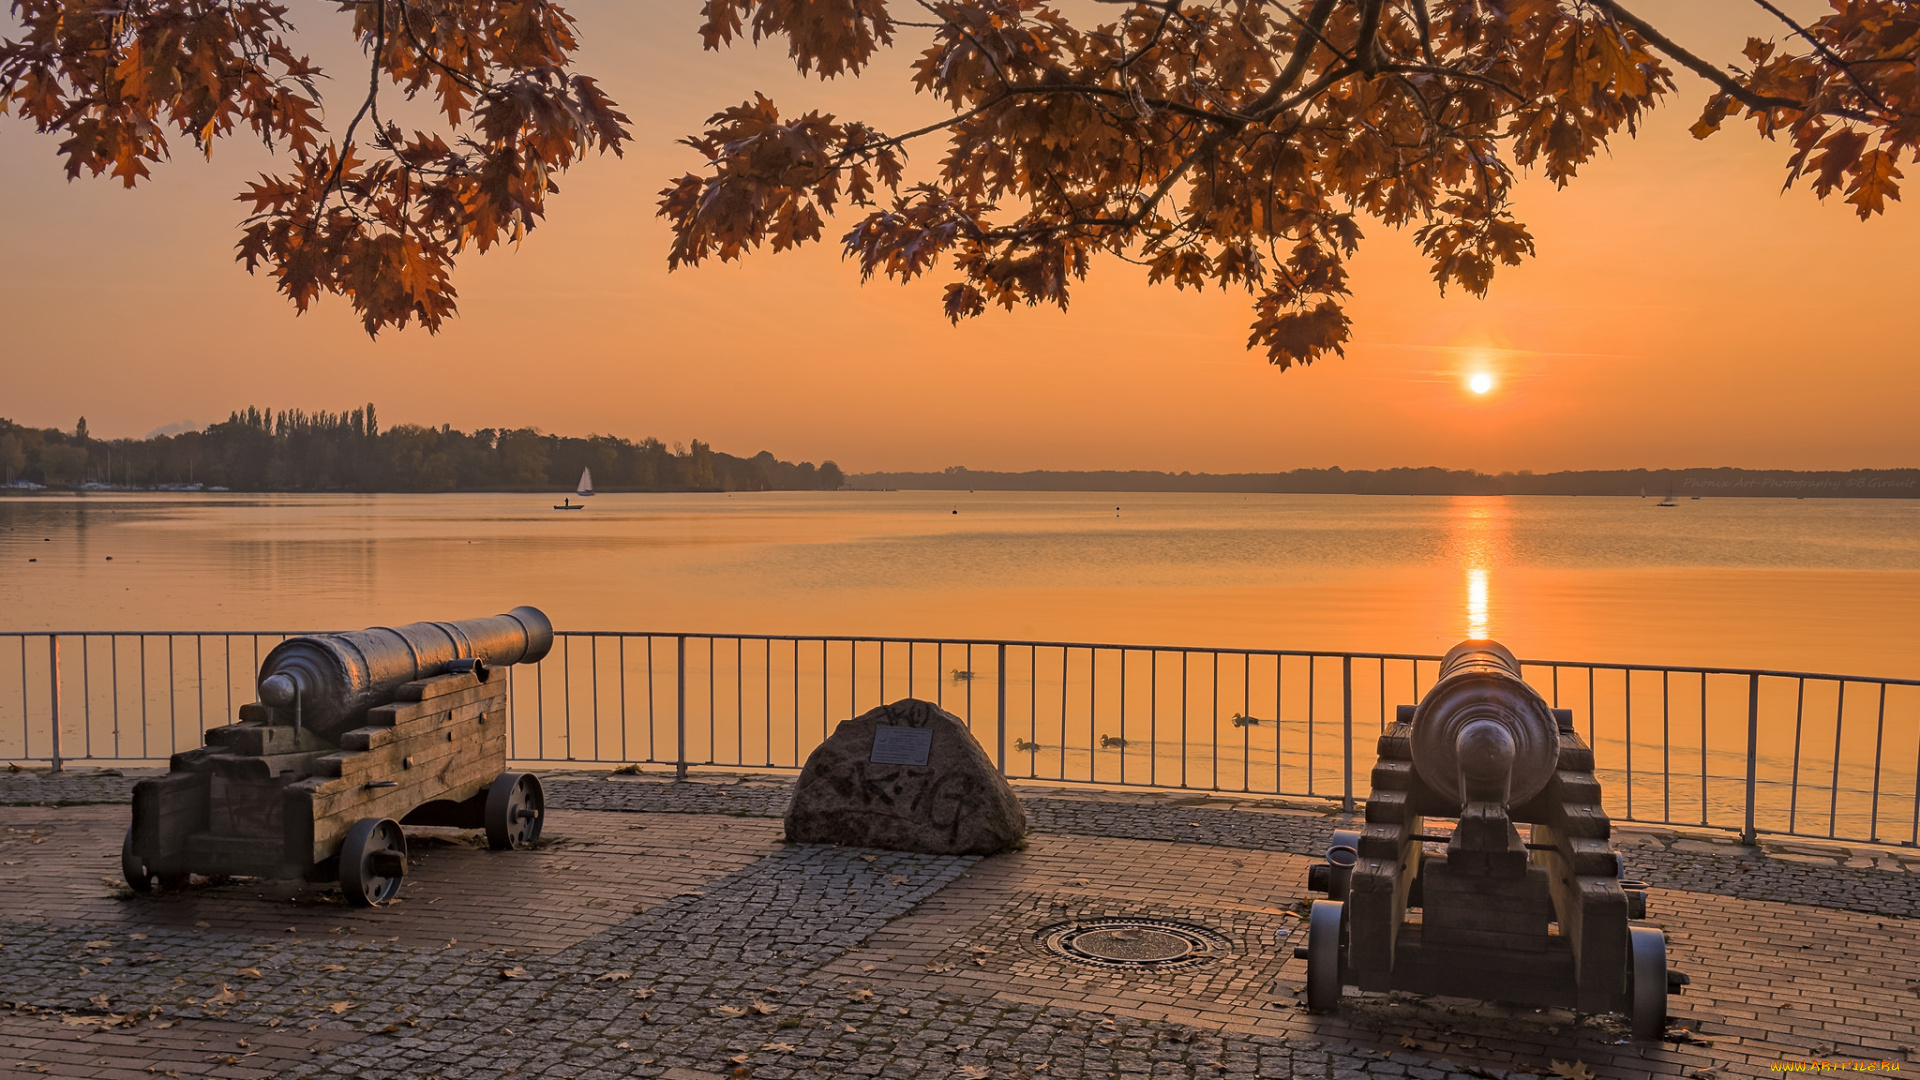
341, 817, 408, 907
1628, 924, 1668, 1040
1305, 899, 1345, 1013
120, 827, 185, 893
486, 772, 545, 851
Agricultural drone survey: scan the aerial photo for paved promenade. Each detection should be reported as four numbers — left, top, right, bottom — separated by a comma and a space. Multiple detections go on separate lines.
2, 767, 1917, 1080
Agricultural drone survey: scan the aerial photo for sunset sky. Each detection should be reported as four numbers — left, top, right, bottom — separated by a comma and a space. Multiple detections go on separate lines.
1, 1, 1913, 474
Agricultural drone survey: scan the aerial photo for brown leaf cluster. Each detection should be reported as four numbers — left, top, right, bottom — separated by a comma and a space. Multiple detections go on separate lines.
658, 0, 1915, 369
2, 0, 629, 334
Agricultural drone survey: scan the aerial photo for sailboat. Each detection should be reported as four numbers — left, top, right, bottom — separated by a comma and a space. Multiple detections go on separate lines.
1656, 482, 1678, 507
554, 468, 592, 511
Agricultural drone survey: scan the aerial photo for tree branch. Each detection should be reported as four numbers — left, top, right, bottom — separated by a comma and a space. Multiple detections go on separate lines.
1743, 0, 1890, 114
1587, 0, 1870, 122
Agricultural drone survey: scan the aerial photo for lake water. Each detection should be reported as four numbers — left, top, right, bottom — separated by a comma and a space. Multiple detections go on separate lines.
3, 490, 1917, 677
5, 492, 1919, 839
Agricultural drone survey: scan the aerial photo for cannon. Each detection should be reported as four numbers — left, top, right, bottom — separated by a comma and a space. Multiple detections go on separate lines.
1300, 640, 1685, 1039
122, 607, 554, 906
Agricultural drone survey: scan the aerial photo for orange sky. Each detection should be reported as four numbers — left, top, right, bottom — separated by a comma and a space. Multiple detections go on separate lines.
0, 1, 1914, 474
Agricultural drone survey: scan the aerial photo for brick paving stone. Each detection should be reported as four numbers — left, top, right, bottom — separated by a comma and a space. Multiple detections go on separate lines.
4, 772, 1918, 1079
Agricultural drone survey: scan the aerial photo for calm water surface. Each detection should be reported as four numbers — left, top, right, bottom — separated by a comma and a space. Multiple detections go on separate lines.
3, 490, 1917, 677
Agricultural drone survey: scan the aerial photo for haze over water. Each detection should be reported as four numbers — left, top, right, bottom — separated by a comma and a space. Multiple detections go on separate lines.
4, 491, 1917, 678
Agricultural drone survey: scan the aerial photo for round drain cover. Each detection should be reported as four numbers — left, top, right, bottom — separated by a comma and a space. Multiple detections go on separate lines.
1037, 918, 1229, 970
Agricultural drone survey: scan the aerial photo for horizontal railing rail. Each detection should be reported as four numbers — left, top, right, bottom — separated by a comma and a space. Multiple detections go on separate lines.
3, 630, 1917, 849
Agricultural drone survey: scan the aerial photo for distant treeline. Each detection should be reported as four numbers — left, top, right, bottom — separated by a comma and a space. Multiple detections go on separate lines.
851, 466, 1920, 498
0, 407, 844, 493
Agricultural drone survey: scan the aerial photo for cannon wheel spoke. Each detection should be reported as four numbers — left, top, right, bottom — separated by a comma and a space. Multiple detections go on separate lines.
341, 817, 408, 907
486, 772, 545, 851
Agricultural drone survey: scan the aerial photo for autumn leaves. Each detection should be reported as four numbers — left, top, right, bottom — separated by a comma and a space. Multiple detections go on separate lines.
654, 0, 1679, 369
1, 0, 631, 336
5, 2, 1912, 353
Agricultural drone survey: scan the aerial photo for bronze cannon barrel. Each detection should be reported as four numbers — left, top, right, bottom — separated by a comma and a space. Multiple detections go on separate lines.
256, 606, 554, 745
1408, 639, 1559, 809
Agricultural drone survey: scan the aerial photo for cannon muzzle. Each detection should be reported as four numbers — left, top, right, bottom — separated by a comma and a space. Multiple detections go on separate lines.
1408, 640, 1559, 813
256, 606, 553, 744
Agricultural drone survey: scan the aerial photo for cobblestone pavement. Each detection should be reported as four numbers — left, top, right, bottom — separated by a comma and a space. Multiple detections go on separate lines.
2, 768, 1916, 1079
10, 768, 1919, 918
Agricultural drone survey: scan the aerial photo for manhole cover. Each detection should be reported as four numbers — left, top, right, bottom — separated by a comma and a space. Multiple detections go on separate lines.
1037, 918, 1229, 970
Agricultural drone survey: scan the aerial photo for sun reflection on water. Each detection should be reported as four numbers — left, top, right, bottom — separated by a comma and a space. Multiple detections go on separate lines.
1467, 565, 1489, 638
1452, 498, 1508, 641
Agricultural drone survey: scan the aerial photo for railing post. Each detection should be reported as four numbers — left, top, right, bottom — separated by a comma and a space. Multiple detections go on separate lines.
1341, 655, 1354, 813
675, 635, 688, 780
1742, 673, 1760, 845
48, 635, 64, 774
996, 643, 1007, 775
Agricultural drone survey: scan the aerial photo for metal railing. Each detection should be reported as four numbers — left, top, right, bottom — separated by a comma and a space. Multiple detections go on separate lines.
4, 630, 1918, 848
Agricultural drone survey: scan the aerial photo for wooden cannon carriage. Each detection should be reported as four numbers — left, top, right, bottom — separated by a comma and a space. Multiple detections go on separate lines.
122, 607, 553, 906
1300, 640, 1685, 1039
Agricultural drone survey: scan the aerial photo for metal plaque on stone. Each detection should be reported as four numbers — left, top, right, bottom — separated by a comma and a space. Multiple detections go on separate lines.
870, 725, 933, 766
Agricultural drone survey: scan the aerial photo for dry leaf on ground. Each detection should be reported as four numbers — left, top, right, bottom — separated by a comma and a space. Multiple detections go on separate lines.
1550, 1062, 1595, 1080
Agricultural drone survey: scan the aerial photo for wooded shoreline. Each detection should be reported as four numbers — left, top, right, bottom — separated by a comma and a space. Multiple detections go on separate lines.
848, 466, 1920, 498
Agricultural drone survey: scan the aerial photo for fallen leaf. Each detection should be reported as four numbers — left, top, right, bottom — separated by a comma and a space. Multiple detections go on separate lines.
857, 855, 877, 863
594, 971, 631, 982
849, 988, 874, 1001
193, 921, 209, 929
84, 940, 113, 949
629, 987, 655, 1000
1400, 1036, 1419, 1049
729, 1053, 750, 1064
750, 999, 777, 1015
1550, 1062, 1595, 1080
889, 875, 910, 885
615, 1042, 630, 1050
206, 986, 240, 1006
317, 963, 346, 973
499, 967, 527, 979
327, 1001, 354, 1014
88, 993, 111, 1009
859, 962, 876, 973
129, 934, 147, 941
761, 1042, 797, 1052
237, 967, 262, 978
957, 1067, 990, 1079
714, 1005, 749, 1018
925, 962, 953, 973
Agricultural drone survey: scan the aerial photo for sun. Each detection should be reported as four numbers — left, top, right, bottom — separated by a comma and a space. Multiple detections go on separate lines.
1468, 372, 1494, 395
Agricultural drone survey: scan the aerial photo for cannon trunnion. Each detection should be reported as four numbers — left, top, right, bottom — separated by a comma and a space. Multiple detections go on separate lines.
1301, 640, 1685, 1040
123, 608, 553, 907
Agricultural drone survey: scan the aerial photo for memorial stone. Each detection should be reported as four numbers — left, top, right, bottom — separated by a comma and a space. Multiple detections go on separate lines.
785, 698, 1027, 855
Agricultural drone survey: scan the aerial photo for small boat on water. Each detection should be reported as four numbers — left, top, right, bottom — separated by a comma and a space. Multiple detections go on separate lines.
554, 468, 593, 510
1657, 484, 1678, 507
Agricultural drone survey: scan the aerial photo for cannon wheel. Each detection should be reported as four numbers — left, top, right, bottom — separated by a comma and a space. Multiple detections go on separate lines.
1305, 899, 1345, 1013
340, 817, 408, 907
120, 827, 185, 894
485, 772, 545, 851
1628, 925, 1668, 1040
